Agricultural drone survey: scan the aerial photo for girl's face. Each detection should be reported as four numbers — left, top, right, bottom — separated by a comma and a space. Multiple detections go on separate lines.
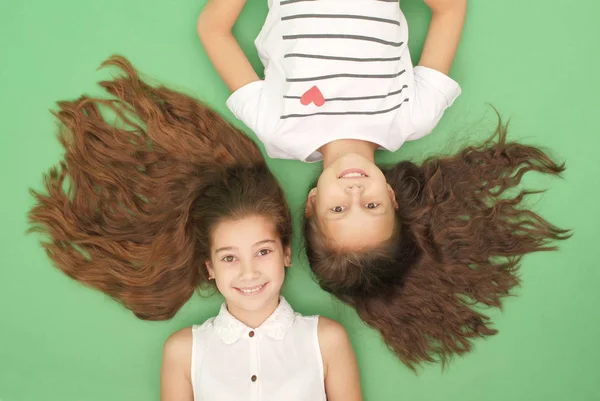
206, 215, 290, 314
306, 153, 398, 250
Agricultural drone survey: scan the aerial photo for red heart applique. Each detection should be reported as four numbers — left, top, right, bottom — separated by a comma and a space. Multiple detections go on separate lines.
300, 86, 325, 107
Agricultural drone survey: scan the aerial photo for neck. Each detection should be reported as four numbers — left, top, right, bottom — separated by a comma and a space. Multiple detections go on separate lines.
226, 295, 280, 328
320, 139, 378, 169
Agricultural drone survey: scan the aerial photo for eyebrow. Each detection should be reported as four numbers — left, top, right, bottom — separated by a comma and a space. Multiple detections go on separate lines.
215, 239, 276, 254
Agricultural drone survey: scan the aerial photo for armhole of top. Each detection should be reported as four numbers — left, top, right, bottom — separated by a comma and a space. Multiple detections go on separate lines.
313, 316, 327, 390
190, 325, 201, 394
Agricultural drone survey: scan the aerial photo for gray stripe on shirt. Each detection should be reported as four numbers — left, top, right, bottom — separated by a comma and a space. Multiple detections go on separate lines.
284, 85, 408, 101
282, 0, 398, 4
284, 53, 402, 62
286, 69, 406, 82
282, 13, 400, 25
283, 34, 403, 47
280, 100, 408, 119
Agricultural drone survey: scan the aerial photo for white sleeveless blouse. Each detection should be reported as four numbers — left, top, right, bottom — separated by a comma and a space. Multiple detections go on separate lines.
191, 297, 326, 401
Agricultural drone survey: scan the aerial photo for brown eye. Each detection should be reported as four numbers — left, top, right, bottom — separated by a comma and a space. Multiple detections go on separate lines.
365, 203, 379, 209
331, 206, 345, 213
257, 249, 272, 257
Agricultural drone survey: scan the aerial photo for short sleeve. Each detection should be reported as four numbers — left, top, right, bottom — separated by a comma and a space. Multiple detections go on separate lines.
225, 80, 265, 134
404, 66, 461, 141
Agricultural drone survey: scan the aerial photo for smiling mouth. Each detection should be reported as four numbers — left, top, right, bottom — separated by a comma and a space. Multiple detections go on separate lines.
338, 169, 368, 179
235, 283, 268, 296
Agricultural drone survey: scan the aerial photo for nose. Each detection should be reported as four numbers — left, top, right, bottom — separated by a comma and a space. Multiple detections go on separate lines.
344, 184, 364, 194
239, 260, 259, 281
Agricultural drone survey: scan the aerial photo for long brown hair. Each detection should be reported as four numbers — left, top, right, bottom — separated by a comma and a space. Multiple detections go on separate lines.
28, 55, 292, 320
304, 119, 571, 368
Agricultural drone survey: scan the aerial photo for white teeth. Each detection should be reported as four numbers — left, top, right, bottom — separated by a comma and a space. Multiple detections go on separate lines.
238, 284, 265, 294
341, 172, 366, 178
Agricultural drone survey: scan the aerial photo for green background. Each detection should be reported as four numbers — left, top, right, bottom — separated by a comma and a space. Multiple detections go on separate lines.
1, 0, 599, 400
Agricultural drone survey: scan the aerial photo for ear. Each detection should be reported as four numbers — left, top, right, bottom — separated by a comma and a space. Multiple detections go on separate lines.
205, 260, 215, 280
283, 246, 292, 267
387, 184, 399, 210
305, 188, 317, 217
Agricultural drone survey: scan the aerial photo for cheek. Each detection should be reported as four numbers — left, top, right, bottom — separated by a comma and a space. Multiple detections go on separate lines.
315, 183, 340, 208
317, 168, 337, 189
267, 261, 286, 283
371, 179, 391, 199
375, 172, 389, 189
377, 185, 393, 203
213, 268, 236, 287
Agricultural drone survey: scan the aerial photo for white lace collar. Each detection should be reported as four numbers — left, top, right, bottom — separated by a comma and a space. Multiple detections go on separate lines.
212, 296, 296, 345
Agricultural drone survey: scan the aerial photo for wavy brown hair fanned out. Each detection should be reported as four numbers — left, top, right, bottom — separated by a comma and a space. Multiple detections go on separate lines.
305, 118, 571, 368
27, 55, 291, 320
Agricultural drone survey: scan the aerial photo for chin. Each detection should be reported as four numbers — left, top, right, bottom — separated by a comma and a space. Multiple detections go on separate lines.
340, 153, 374, 165
231, 290, 277, 310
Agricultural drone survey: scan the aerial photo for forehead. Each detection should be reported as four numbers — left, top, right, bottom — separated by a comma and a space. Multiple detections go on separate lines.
211, 215, 279, 248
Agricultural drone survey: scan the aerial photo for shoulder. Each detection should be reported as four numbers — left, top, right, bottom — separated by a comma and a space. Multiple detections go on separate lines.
160, 328, 195, 398
316, 317, 357, 380
317, 317, 351, 351
162, 327, 193, 365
